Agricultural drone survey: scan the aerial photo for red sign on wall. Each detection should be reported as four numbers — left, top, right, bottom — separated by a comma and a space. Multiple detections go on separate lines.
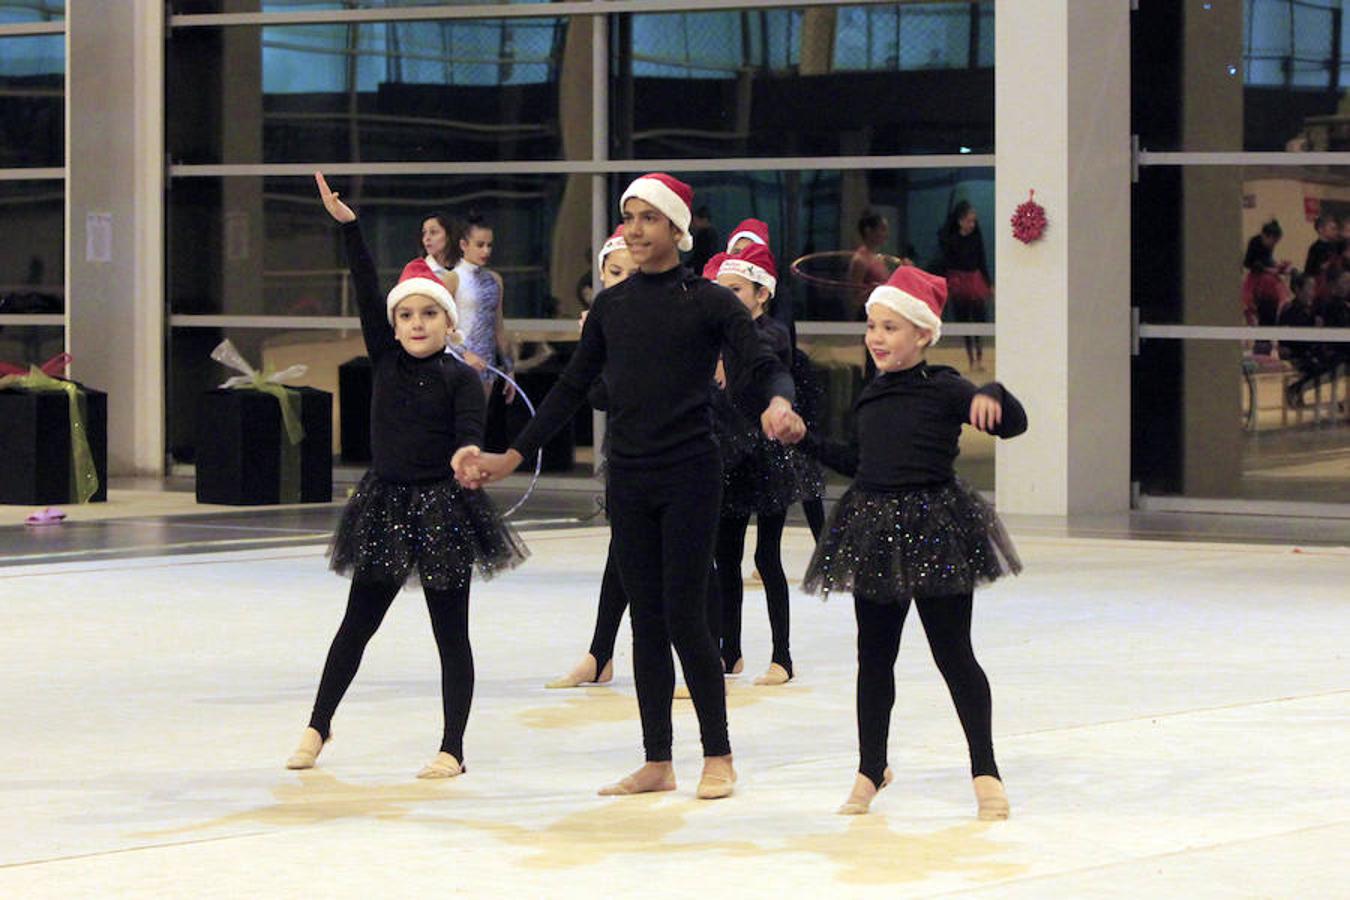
1305, 196, 1322, 221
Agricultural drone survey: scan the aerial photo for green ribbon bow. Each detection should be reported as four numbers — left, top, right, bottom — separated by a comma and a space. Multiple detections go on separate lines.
0, 366, 99, 504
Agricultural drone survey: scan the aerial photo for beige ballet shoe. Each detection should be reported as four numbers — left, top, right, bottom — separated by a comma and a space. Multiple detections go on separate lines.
417, 751, 464, 779
597, 764, 677, 796
545, 654, 614, 689
725, 657, 744, 676
973, 775, 1010, 820
673, 683, 691, 700
285, 727, 328, 770
753, 663, 792, 686
696, 757, 737, 800
837, 767, 894, 815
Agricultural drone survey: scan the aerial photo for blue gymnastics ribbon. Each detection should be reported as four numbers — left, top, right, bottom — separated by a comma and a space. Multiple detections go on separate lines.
446, 348, 542, 519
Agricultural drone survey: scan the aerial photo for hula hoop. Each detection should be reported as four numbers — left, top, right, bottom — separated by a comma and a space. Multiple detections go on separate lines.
788, 250, 907, 291
446, 349, 542, 520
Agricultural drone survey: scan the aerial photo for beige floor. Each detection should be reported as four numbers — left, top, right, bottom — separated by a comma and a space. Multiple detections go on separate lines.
1, 527, 1346, 898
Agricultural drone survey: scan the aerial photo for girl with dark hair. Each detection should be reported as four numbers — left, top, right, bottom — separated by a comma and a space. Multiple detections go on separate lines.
936, 201, 992, 372
441, 214, 516, 402
1242, 219, 1290, 338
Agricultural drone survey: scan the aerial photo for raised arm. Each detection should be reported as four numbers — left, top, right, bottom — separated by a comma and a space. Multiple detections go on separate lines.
317, 172, 396, 360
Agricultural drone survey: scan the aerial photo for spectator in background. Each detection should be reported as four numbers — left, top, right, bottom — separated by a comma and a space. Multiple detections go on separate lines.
1242, 219, 1290, 354
1279, 271, 1330, 407
1302, 212, 1342, 283
936, 201, 993, 372
688, 206, 720, 277
847, 210, 892, 317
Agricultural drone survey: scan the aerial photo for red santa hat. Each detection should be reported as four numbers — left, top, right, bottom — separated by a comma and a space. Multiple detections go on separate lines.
620, 173, 694, 252
717, 243, 778, 298
726, 218, 770, 253
386, 257, 458, 328
597, 224, 628, 273
864, 266, 947, 343
702, 251, 729, 281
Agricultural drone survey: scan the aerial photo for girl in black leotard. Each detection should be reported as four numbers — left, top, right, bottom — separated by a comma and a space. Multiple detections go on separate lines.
285, 174, 526, 779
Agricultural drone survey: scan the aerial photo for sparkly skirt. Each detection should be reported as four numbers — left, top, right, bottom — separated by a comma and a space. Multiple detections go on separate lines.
721, 433, 823, 518
328, 471, 528, 591
802, 480, 1020, 601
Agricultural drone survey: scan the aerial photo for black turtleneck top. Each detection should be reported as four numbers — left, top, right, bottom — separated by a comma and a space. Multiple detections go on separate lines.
344, 221, 484, 484
512, 265, 796, 469
806, 362, 1027, 490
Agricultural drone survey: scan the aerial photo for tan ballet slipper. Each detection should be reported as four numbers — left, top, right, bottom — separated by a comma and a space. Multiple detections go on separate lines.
837, 768, 894, 815
417, 751, 464, 779
285, 727, 328, 770
753, 663, 792, 686
973, 775, 1009, 820
725, 657, 744, 676
597, 764, 677, 796
696, 756, 737, 800
545, 654, 614, 689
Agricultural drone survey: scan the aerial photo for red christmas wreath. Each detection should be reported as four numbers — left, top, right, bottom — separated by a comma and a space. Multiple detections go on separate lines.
1011, 190, 1047, 244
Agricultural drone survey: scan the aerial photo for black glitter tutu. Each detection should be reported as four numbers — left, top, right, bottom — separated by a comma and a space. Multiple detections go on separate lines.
802, 480, 1021, 601
328, 472, 528, 591
721, 434, 820, 517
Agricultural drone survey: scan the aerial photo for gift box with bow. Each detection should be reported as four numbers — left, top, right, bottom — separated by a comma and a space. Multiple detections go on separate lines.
195, 340, 332, 505
0, 353, 108, 505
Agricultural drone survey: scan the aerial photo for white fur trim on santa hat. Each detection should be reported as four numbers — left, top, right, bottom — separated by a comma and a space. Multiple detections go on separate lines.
597, 233, 629, 272
387, 276, 458, 328
726, 229, 767, 251
865, 287, 942, 344
620, 178, 694, 252
717, 256, 777, 298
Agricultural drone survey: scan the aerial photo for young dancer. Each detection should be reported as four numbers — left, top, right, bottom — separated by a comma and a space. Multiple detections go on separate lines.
547, 226, 640, 689
704, 246, 813, 686
936, 201, 993, 372
456, 173, 805, 800
724, 217, 826, 540
286, 174, 527, 779
800, 265, 1026, 819
442, 214, 516, 402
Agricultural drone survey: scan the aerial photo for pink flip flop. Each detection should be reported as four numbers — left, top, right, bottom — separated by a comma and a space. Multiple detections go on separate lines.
24, 507, 67, 526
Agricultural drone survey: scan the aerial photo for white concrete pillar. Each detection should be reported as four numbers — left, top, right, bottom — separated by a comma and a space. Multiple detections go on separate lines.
994, 0, 1132, 514
66, 1, 165, 476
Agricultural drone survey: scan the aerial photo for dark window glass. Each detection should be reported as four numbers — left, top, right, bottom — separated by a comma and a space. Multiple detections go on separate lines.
606, 166, 995, 321
1132, 162, 1350, 503
0, 2, 63, 24
0, 34, 63, 167
0, 325, 63, 371
610, 3, 993, 159
168, 173, 578, 317
1136, 0, 1350, 151
168, 18, 584, 164
0, 179, 63, 313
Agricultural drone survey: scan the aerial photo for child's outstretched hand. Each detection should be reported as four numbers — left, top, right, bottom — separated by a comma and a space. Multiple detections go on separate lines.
969, 394, 1002, 433
315, 172, 356, 223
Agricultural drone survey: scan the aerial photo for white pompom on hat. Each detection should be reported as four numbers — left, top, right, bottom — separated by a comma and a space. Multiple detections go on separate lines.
386, 257, 458, 328
620, 172, 695, 252
864, 266, 947, 344
597, 224, 628, 274
717, 243, 778, 298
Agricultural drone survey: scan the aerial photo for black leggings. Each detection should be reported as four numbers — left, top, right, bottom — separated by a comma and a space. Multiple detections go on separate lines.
607, 453, 729, 761
801, 497, 825, 541
854, 591, 997, 789
309, 575, 474, 761
586, 540, 720, 675
587, 546, 628, 672
717, 511, 792, 674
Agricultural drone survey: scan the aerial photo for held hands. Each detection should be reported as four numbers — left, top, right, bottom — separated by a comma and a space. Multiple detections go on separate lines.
714, 358, 727, 390
452, 446, 523, 489
969, 394, 1003, 433
761, 396, 806, 444
314, 172, 356, 223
